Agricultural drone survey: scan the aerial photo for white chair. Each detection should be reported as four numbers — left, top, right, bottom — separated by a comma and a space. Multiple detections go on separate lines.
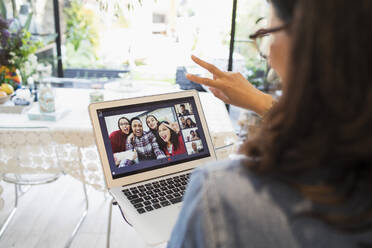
51, 127, 116, 248
0, 128, 88, 248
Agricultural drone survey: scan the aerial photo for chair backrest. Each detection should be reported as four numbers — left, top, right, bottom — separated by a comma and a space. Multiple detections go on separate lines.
0, 128, 60, 174
51, 127, 105, 191
0, 127, 106, 191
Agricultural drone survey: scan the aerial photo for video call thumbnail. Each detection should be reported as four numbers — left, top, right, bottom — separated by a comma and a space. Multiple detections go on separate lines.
181, 127, 200, 142
175, 103, 193, 117
185, 139, 204, 155
178, 115, 197, 129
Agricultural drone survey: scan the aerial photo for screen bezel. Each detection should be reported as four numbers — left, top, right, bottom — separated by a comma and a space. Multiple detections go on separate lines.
89, 90, 217, 188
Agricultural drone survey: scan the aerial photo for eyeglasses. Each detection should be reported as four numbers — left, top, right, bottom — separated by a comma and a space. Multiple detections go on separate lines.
249, 18, 290, 59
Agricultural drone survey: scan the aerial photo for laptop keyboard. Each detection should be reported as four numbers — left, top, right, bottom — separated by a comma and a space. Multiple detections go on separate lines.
122, 172, 191, 214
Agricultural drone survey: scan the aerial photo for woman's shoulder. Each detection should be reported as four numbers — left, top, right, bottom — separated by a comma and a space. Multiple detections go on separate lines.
176, 158, 301, 247
109, 129, 121, 138
194, 157, 273, 189
194, 157, 304, 209
196, 158, 312, 221
188, 158, 372, 248
177, 132, 184, 143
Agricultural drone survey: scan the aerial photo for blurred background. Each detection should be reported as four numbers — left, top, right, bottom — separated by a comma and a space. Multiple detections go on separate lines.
1, 0, 273, 89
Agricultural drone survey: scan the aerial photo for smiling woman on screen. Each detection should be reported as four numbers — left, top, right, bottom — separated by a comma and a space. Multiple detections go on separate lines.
157, 121, 186, 157
167, 0, 372, 247
109, 116, 131, 153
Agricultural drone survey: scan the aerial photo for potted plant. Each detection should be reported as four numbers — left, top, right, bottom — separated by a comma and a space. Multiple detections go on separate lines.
0, 14, 43, 88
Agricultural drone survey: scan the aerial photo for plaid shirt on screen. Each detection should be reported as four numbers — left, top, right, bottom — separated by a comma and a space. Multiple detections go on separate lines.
126, 131, 166, 161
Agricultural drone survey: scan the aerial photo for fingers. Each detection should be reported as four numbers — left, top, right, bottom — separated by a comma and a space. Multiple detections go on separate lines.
191, 55, 224, 77
209, 87, 231, 104
186, 73, 219, 87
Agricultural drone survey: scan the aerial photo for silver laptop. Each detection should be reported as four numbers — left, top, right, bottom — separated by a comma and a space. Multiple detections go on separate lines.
89, 90, 216, 245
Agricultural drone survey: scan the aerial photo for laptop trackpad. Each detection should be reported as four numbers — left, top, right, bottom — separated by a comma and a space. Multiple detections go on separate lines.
135, 205, 181, 245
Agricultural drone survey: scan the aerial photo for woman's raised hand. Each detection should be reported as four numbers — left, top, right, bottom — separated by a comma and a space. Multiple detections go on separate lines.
186, 55, 274, 116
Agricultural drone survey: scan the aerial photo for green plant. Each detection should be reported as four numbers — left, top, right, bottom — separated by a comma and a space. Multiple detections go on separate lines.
246, 67, 266, 88
243, 54, 267, 88
64, 0, 99, 52
0, 15, 43, 87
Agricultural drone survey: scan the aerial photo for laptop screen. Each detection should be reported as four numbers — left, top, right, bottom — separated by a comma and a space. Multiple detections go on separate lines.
96, 96, 210, 179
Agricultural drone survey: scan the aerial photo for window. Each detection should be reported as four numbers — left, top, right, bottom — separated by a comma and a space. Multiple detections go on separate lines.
1, 0, 58, 77
233, 0, 269, 88
60, 0, 234, 85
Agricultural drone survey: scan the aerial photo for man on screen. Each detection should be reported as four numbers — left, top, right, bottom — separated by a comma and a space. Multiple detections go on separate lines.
126, 117, 166, 161
190, 142, 199, 154
178, 104, 190, 116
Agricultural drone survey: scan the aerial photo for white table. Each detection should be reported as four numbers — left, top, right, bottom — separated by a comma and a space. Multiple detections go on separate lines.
0, 83, 237, 209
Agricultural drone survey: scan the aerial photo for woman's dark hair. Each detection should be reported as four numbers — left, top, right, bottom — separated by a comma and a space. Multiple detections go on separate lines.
157, 121, 180, 151
146, 115, 159, 131
270, 0, 297, 23
117, 116, 131, 132
146, 115, 162, 144
241, 0, 372, 234
185, 118, 196, 128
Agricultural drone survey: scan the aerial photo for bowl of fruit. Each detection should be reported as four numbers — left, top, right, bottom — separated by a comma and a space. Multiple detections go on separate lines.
0, 83, 14, 104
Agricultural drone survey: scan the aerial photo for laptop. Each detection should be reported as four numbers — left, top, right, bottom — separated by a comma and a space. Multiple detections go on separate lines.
89, 90, 216, 245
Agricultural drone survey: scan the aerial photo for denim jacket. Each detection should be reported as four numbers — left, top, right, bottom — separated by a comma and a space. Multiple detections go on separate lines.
167, 158, 372, 248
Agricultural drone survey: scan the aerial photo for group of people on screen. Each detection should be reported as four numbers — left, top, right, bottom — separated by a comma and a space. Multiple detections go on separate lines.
109, 103, 203, 168
109, 114, 185, 167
